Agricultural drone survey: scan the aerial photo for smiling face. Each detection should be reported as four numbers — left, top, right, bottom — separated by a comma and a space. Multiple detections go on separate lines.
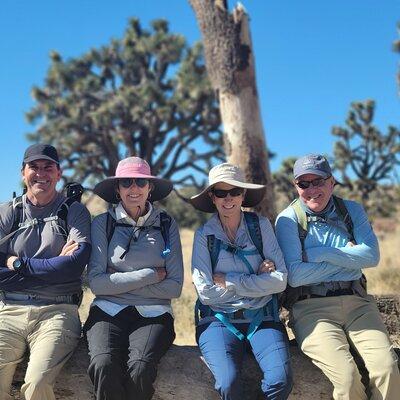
117, 179, 152, 220
295, 173, 335, 212
209, 182, 245, 219
22, 159, 61, 206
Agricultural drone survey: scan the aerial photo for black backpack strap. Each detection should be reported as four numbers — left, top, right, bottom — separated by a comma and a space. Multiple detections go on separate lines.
56, 197, 78, 239
159, 212, 172, 258
105, 212, 117, 243
243, 211, 265, 260
333, 195, 355, 243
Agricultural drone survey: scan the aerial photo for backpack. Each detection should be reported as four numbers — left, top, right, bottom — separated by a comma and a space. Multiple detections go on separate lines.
281, 195, 367, 310
0, 182, 84, 247
195, 212, 280, 341
104, 210, 172, 259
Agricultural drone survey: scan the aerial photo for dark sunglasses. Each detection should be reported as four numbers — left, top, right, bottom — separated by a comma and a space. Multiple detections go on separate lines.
295, 176, 331, 190
212, 187, 244, 198
119, 178, 149, 189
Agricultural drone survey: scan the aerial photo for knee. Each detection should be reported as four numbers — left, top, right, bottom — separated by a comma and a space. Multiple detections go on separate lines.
127, 359, 157, 385
332, 362, 362, 397
88, 353, 121, 381
215, 369, 241, 398
22, 373, 53, 397
367, 350, 399, 380
262, 364, 293, 400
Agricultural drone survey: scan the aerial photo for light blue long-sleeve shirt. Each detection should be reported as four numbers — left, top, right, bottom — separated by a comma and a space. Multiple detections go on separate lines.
192, 212, 287, 313
275, 198, 379, 288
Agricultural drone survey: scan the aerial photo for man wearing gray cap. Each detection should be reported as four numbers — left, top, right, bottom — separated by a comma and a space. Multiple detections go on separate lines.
0, 144, 91, 400
275, 154, 399, 400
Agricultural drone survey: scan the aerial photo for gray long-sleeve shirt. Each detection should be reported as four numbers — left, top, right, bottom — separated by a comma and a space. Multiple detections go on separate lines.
192, 212, 287, 313
88, 206, 183, 306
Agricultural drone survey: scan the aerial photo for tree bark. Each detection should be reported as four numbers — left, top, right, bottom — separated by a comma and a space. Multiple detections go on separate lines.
190, 0, 276, 220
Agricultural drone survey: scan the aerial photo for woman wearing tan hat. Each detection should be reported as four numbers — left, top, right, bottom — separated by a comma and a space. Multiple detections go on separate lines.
191, 163, 293, 400
85, 157, 183, 400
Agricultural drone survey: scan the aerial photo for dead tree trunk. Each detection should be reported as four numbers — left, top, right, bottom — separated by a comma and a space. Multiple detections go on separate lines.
190, 0, 276, 220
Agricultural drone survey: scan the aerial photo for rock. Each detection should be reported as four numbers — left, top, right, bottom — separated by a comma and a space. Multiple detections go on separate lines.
10, 295, 399, 399
13, 342, 332, 400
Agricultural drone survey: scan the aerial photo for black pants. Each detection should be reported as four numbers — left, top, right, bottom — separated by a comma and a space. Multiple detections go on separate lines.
84, 306, 175, 400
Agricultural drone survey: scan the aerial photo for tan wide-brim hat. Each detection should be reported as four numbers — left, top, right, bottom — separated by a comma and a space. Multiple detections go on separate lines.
94, 157, 173, 204
190, 163, 266, 213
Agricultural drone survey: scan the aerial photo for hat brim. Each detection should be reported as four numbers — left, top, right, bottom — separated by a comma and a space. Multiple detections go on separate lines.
94, 177, 173, 203
190, 180, 266, 213
294, 170, 330, 180
23, 155, 59, 164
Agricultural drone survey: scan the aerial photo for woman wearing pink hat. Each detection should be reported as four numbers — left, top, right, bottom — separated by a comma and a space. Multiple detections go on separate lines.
190, 163, 293, 400
85, 157, 183, 400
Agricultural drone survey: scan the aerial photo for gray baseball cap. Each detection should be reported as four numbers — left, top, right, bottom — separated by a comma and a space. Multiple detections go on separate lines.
293, 154, 332, 180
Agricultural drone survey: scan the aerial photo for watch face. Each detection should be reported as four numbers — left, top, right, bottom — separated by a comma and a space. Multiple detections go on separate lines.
13, 259, 22, 270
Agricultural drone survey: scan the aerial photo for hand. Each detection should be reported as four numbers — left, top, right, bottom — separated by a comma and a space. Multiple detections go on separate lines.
346, 241, 356, 247
154, 267, 167, 281
213, 273, 226, 288
258, 259, 276, 274
59, 240, 79, 256
107, 266, 118, 274
6, 256, 18, 270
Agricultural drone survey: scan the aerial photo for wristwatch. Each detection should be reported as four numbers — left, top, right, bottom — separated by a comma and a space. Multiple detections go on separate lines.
12, 258, 24, 272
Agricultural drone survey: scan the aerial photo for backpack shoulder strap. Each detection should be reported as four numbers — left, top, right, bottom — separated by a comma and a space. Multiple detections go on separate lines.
11, 196, 23, 233
243, 211, 265, 260
207, 234, 221, 273
56, 197, 76, 233
159, 212, 172, 258
291, 198, 308, 262
332, 195, 355, 242
105, 212, 117, 243
0, 197, 24, 247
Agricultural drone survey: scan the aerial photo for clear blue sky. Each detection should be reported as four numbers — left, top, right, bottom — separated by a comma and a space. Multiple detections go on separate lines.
0, 0, 399, 202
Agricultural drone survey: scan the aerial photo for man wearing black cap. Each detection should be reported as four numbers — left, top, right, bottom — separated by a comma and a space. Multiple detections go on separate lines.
0, 144, 91, 400
275, 154, 399, 399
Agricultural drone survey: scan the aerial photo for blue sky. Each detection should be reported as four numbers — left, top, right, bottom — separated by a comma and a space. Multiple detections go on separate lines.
0, 0, 399, 202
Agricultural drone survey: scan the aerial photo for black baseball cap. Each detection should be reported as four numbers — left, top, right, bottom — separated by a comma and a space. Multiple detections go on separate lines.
23, 144, 60, 165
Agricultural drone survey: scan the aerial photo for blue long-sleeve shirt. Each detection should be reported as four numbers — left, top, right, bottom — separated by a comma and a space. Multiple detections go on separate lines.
275, 198, 379, 288
192, 212, 287, 313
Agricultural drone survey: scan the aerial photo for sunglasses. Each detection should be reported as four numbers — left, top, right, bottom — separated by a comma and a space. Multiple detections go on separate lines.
295, 176, 331, 190
212, 187, 244, 198
119, 178, 149, 189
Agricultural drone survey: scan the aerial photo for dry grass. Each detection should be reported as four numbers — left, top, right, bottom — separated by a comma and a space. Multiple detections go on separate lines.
79, 222, 399, 345
365, 221, 400, 295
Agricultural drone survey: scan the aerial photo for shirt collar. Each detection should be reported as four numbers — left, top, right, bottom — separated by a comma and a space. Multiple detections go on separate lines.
115, 202, 153, 226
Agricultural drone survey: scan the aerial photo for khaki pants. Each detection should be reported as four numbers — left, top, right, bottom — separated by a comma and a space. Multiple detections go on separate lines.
291, 294, 400, 400
0, 302, 81, 400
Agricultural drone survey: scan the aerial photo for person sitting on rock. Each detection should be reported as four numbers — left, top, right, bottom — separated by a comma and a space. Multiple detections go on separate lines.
190, 163, 293, 400
0, 143, 91, 400
275, 154, 400, 400
85, 156, 184, 400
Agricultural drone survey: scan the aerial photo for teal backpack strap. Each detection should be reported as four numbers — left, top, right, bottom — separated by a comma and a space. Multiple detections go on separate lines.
220, 243, 258, 274
214, 312, 246, 340
244, 212, 264, 258
194, 235, 220, 327
243, 211, 280, 323
207, 234, 221, 272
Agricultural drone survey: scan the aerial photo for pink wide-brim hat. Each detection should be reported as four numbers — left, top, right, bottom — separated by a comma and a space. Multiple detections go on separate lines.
190, 163, 266, 213
93, 157, 173, 203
